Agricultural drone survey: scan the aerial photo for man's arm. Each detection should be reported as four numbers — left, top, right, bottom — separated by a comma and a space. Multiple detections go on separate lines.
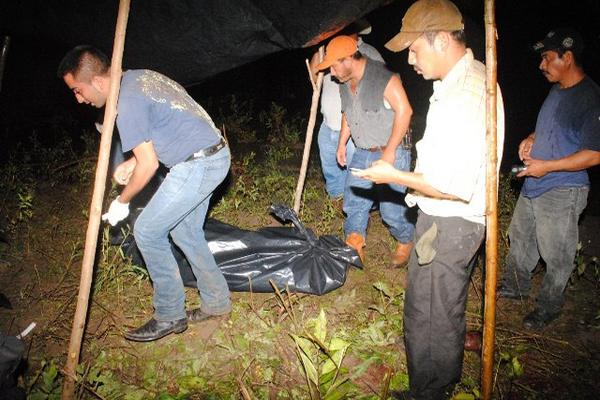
337, 114, 352, 167
519, 149, 600, 178
118, 141, 159, 203
354, 160, 458, 200
380, 75, 412, 165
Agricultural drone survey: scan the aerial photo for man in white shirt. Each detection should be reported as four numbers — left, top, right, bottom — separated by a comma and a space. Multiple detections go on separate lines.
355, 0, 504, 398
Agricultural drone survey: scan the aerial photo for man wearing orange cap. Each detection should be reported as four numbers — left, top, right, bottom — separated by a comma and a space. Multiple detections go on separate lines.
355, 0, 504, 398
309, 21, 384, 203
316, 35, 414, 267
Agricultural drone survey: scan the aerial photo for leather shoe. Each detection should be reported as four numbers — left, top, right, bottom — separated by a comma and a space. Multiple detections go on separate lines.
464, 331, 482, 352
346, 233, 365, 263
523, 308, 560, 330
124, 317, 188, 342
497, 285, 527, 300
187, 308, 229, 324
390, 241, 413, 268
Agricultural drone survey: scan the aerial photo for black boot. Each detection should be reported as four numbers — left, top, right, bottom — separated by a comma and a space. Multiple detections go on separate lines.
124, 317, 188, 342
187, 308, 229, 324
523, 308, 560, 330
497, 284, 528, 300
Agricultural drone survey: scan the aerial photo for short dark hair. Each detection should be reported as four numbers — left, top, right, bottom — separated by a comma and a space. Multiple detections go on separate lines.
424, 29, 467, 46
554, 48, 583, 67
57, 45, 110, 82
351, 50, 363, 60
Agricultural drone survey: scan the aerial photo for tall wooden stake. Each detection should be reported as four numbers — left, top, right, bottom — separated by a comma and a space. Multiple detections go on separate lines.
482, 0, 499, 398
61, 0, 131, 398
0, 36, 10, 93
293, 46, 324, 214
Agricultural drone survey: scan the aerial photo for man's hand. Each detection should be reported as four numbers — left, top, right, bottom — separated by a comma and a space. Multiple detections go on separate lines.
518, 157, 549, 178
114, 158, 137, 185
102, 196, 130, 226
336, 143, 347, 167
518, 134, 535, 161
380, 147, 396, 165
352, 160, 399, 184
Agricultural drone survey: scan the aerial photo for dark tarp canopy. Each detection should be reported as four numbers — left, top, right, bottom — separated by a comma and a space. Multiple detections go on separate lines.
1, 0, 389, 86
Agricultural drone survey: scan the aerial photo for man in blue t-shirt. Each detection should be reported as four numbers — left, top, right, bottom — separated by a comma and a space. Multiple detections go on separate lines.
499, 28, 600, 330
58, 46, 232, 342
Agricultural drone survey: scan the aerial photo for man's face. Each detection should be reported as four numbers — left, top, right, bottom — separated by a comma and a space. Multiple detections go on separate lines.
63, 72, 107, 108
329, 57, 353, 83
539, 50, 567, 83
407, 35, 439, 80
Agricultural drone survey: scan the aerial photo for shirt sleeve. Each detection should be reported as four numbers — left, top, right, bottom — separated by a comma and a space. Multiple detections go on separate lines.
579, 105, 600, 152
116, 95, 152, 152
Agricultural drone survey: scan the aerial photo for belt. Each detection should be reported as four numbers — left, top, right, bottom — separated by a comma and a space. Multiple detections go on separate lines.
361, 132, 413, 152
364, 145, 386, 152
185, 138, 227, 162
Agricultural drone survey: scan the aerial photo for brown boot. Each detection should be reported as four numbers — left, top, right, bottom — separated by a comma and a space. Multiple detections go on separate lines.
390, 241, 413, 268
346, 233, 365, 263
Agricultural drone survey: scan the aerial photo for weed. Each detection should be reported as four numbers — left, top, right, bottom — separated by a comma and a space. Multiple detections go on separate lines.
571, 241, 600, 287
290, 309, 354, 400
27, 360, 61, 400
499, 349, 525, 379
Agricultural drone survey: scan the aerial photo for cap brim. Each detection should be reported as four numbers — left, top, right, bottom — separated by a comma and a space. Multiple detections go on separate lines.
316, 58, 335, 71
385, 31, 421, 52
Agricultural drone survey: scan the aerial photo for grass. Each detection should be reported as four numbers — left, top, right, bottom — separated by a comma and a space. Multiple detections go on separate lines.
1, 99, 599, 399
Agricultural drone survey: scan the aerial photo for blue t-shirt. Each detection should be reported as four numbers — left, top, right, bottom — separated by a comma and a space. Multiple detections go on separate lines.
522, 76, 600, 198
117, 70, 221, 168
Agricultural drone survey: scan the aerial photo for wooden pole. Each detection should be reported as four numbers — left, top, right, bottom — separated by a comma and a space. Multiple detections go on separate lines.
482, 0, 499, 399
293, 46, 324, 214
0, 36, 10, 93
61, 0, 131, 398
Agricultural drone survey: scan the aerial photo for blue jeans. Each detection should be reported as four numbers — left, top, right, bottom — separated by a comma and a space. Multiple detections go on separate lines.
343, 147, 414, 243
317, 122, 355, 198
501, 186, 588, 313
134, 147, 232, 321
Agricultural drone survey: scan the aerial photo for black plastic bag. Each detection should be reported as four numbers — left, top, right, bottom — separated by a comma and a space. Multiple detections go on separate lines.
0, 334, 25, 400
115, 204, 362, 295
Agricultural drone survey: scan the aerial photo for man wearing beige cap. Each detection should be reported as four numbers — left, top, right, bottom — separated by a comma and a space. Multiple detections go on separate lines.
316, 35, 414, 267
354, 0, 504, 398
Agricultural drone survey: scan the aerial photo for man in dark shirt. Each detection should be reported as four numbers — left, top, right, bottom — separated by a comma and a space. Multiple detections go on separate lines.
499, 28, 600, 330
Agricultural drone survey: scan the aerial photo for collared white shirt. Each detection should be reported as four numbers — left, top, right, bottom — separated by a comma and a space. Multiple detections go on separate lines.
405, 49, 505, 225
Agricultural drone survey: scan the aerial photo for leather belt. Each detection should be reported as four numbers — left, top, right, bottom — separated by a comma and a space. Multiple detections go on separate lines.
364, 145, 386, 152
185, 138, 227, 162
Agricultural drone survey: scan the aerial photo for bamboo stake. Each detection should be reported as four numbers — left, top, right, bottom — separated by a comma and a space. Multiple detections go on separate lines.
0, 36, 11, 93
293, 46, 324, 214
61, 0, 131, 398
482, 0, 499, 399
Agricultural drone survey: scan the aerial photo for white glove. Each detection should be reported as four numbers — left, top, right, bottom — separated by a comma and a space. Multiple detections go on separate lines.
102, 196, 130, 226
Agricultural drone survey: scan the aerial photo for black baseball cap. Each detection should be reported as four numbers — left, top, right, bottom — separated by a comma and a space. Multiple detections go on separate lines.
532, 28, 584, 56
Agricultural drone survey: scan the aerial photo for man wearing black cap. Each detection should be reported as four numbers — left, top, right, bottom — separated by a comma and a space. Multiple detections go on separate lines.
499, 28, 600, 330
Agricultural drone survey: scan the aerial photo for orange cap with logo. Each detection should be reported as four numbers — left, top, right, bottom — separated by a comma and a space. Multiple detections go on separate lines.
385, 0, 464, 52
316, 35, 358, 70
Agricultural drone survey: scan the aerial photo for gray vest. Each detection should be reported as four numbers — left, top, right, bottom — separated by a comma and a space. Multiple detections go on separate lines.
340, 59, 395, 149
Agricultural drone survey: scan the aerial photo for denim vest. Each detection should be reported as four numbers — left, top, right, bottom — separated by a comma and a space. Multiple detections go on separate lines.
340, 59, 395, 149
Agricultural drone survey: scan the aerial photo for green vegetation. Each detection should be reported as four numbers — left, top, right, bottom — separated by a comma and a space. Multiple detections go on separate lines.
1, 100, 598, 399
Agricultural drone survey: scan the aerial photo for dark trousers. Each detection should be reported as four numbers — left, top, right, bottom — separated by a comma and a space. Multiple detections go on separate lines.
501, 187, 588, 313
404, 211, 484, 400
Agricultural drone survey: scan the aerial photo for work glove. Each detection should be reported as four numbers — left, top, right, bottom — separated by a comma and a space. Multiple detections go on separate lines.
102, 196, 130, 226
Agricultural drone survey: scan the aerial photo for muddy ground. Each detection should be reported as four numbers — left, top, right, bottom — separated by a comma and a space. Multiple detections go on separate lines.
1, 141, 599, 399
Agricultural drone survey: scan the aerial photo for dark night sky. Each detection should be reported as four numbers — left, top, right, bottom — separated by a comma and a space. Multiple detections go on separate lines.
1, 0, 599, 169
